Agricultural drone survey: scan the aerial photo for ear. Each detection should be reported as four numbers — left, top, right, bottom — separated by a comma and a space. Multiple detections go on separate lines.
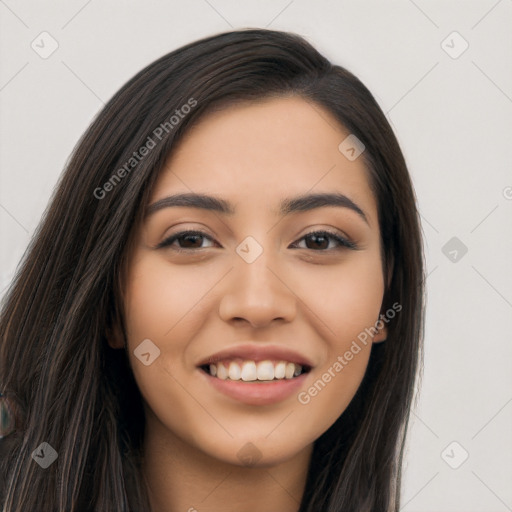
374, 256, 393, 344
372, 322, 388, 343
106, 312, 126, 349
385, 252, 394, 289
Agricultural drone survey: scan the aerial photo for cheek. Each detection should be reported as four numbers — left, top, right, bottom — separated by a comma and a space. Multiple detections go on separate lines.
300, 252, 384, 342
292, 254, 383, 419
123, 254, 212, 343
121, 255, 210, 401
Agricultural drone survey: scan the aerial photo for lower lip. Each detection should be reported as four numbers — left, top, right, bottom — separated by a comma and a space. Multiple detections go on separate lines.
199, 369, 309, 406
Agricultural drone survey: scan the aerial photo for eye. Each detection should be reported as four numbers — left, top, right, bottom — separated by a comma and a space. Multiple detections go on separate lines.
156, 229, 357, 253
156, 230, 218, 251
290, 230, 357, 251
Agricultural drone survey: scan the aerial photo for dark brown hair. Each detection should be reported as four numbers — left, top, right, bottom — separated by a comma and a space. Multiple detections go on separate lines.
0, 28, 425, 511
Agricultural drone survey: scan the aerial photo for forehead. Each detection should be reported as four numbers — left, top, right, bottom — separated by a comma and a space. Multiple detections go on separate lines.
151, 96, 378, 225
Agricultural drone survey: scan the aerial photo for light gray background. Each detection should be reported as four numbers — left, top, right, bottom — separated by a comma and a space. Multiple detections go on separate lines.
1, 1, 511, 510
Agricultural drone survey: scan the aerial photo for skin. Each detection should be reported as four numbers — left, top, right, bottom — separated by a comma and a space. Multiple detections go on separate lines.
109, 96, 388, 512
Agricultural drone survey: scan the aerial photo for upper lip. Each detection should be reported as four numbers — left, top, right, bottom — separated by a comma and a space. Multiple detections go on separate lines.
197, 343, 314, 368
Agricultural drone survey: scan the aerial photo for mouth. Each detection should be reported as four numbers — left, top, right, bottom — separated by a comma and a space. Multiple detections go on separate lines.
196, 344, 314, 405
199, 359, 312, 382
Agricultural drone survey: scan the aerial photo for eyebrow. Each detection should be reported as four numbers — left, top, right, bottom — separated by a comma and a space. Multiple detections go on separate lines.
146, 192, 369, 224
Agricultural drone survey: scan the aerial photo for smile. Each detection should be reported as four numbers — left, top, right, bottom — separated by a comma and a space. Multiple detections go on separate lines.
196, 344, 314, 404
201, 359, 310, 381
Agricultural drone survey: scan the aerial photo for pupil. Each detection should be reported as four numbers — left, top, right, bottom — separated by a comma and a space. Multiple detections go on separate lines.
181, 234, 202, 248
307, 234, 328, 250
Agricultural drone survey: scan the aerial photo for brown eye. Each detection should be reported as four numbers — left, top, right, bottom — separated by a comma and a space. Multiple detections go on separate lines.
291, 230, 357, 251
157, 230, 217, 251
304, 233, 329, 250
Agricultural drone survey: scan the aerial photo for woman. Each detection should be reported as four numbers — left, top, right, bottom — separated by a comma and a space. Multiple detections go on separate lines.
0, 28, 425, 511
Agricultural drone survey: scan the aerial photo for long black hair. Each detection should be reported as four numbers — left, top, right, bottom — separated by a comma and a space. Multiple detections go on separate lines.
0, 28, 425, 511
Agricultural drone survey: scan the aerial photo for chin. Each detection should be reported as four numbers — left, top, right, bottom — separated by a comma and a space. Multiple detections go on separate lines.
197, 433, 311, 469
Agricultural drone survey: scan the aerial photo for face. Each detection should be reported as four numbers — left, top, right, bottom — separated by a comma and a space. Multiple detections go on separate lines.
110, 96, 387, 467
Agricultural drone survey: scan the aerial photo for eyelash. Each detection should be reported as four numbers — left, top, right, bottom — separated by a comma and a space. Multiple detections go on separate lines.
156, 229, 358, 253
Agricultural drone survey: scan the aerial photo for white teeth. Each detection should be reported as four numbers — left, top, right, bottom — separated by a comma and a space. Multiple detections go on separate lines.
257, 360, 274, 381
241, 361, 257, 381
216, 363, 228, 380
274, 361, 286, 379
228, 361, 241, 380
285, 362, 295, 379
207, 360, 306, 381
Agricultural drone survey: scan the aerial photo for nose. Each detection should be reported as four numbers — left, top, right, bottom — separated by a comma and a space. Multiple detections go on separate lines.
218, 248, 297, 329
